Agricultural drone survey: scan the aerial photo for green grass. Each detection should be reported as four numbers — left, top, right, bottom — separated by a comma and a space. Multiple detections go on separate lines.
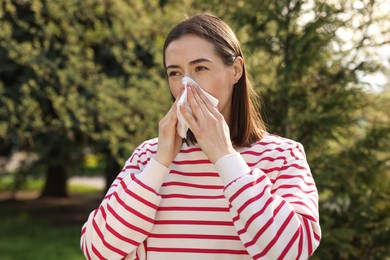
0, 177, 43, 191
0, 177, 102, 259
0, 177, 103, 193
70, 183, 102, 193
0, 205, 85, 260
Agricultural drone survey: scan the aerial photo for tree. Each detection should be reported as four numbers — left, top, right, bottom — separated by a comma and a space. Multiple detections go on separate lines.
0, 0, 173, 196
188, 0, 390, 257
232, 0, 390, 258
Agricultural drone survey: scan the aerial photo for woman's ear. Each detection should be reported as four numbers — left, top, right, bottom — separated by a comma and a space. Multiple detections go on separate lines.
232, 56, 244, 84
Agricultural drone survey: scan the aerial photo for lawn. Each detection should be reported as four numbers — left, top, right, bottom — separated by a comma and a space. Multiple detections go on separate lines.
0, 209, 84, 260
0, 178, 103, 260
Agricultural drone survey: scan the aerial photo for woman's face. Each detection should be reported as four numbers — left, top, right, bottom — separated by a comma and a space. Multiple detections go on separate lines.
164, 34, 242, 122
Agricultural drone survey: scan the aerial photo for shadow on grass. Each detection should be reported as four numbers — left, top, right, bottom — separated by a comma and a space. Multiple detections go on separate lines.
0, 191, 103, 260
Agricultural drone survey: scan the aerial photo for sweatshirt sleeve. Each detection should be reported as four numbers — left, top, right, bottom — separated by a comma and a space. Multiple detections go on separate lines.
80, 142, 169, 260
215, 143, 321, 259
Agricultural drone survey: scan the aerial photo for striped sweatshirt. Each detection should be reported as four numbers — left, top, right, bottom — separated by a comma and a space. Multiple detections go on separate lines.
81, 133, 321, 259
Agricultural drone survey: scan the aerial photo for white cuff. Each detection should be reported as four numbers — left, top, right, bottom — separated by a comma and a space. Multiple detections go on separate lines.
137, 158, 170, 192
214, 152, 251, 186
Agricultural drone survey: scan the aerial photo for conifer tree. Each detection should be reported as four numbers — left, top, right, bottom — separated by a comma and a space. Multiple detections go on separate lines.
0, 0, 172, 196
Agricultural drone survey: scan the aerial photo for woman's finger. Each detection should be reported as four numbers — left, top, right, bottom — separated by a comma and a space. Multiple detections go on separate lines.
179, 100, 201, 135
192, 84, 218, 115
186, 85, 206, 121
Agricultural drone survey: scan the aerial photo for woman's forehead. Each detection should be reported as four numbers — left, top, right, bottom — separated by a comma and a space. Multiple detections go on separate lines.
165, 35, 218, 65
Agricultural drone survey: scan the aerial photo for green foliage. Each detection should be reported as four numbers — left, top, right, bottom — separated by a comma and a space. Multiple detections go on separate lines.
0, 0, 173, 160
0, 0, 176, 195
313, 125, 390, 259
192, 0, 390, 258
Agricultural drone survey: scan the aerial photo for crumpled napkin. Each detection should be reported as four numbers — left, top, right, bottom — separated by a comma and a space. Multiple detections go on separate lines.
176, 76, 219, 138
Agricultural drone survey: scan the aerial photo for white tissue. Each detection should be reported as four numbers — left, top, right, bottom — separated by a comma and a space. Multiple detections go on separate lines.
176, 76, 219, 138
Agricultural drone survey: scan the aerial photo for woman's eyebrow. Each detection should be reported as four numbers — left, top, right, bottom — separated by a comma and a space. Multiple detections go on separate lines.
166, 64, 180, 70
166, 58, 212, 70
189, 58, 212, 65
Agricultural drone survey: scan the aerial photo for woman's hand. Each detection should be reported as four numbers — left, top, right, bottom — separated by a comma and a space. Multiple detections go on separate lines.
156, 96, 183, 167
180, 84, 236, 163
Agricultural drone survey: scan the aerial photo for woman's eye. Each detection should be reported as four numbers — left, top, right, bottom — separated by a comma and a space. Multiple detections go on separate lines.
195, 66, 207, 72
168, 71, 180, 77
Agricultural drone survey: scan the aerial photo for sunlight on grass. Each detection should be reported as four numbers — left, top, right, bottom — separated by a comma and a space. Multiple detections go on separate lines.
69, 184, 102, 193
0, 177, 44, 191
0, 177, 103, 193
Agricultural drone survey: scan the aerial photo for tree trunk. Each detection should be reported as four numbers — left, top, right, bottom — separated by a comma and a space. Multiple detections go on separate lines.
104, 154, 121, 193
40, 164, 68, 197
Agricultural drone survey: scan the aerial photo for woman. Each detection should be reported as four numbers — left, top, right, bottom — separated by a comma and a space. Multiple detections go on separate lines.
81, 14, 321, 260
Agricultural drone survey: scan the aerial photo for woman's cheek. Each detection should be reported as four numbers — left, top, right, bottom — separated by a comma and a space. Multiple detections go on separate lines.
173, 81, 187, 98
169, 85, 181, 99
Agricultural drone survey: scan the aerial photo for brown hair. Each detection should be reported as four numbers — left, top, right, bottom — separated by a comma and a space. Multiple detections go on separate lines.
163, 14, 265, 147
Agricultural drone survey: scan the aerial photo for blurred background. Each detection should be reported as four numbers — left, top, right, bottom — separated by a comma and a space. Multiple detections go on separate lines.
0, 0, 389, 259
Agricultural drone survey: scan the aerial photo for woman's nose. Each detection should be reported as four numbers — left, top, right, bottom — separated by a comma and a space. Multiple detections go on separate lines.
182, 74, 200, 85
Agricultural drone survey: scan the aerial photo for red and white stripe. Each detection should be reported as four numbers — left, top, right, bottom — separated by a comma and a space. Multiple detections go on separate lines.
81, 133, 321, 259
